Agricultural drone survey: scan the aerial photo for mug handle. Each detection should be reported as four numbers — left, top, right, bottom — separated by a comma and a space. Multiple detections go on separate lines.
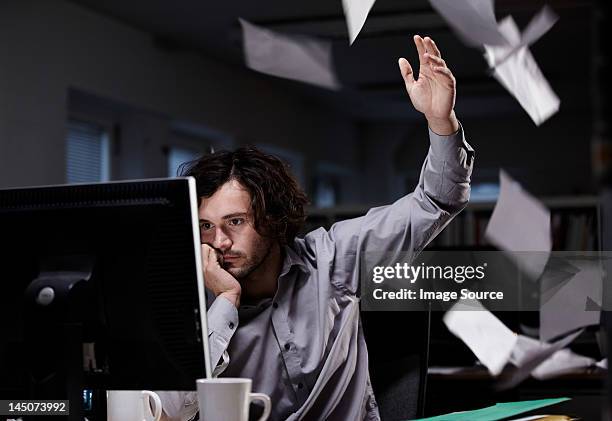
142, 390, 163, 421
249, 393, 272, 421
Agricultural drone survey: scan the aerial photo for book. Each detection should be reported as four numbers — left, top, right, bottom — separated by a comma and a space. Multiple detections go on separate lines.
412, 398, 570, 421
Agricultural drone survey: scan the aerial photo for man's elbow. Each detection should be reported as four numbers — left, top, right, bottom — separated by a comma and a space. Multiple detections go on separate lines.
435, 181, 471, 215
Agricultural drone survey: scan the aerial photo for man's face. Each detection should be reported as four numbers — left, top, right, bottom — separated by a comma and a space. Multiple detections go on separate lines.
198, 180, 272, 279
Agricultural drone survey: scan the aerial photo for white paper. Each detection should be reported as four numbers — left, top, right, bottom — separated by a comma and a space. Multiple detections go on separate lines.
342, 0, 377, 45
540, 259, 603, 341
532, 348, 596, 380
429, 0, 508, 46
443, 298, 517, 376
520, 6, 559, 54
240, 19, 340, 90
508, 332, 592, 381
443, 298, 590, 387
487, 6, 559, 69
499, 329, 583, 388
484, 16, 560, 125
430, 1, 560, 124
485, 170, 551, 280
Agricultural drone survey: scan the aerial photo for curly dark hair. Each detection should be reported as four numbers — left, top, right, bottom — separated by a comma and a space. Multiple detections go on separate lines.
179, 146, 309, 245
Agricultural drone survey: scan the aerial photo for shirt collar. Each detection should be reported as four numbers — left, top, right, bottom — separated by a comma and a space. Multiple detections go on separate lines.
280, 244, 308, 277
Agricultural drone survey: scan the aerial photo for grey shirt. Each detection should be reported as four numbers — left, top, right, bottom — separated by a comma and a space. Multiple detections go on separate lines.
161, 126, 474, 421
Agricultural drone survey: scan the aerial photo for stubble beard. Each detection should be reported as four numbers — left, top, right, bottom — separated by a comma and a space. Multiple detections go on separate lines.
226, 236, 274, 280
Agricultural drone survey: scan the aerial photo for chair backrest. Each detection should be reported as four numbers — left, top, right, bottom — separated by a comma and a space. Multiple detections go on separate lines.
361, 305, 431, 421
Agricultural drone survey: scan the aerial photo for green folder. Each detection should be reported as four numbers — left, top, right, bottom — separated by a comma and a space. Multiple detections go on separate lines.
411, 397, 570, 421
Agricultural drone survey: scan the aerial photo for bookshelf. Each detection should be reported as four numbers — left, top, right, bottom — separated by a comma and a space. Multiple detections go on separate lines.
433, 195, 601, 251
303, 195, 601, 251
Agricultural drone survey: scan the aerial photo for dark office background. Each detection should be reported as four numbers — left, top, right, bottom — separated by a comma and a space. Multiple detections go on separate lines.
1, 0, 611, 418
0, 0, 606, 202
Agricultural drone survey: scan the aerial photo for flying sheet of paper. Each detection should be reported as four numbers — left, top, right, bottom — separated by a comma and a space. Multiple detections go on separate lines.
342, 0, 376, 45
485, 170, 551, 280
518, 7, 559, 57
531, 348, 596, 380
443, 298, 517, 376
430, 1, 558, 51
487, 6, 559, 69
443, 299, 588, 387
430, 1, 559, 124
239, 18, 340, 90
539, 256, 581, 302
429, 0, 508, 46
498, 329, 583, 389
484, 16, 560, 125
540, 258, 603, 341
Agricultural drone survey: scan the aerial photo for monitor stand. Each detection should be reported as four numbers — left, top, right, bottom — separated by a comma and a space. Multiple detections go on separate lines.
23, 256, 95, 421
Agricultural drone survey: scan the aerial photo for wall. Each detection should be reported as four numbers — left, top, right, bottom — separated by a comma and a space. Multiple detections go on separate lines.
360, 86, 595, 202
0, 0, 358, 196
0, 1, 593, 204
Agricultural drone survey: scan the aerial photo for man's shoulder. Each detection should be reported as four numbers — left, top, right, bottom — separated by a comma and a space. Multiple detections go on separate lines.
288, 227, 330, 263
294, 225, 331, 251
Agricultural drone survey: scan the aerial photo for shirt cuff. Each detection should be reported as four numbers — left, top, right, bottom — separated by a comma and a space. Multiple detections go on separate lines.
207, 296, 239, 341
428, 121, 474, 159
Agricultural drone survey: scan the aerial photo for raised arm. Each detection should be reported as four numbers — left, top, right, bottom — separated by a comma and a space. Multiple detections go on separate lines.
303, 35, 474, 296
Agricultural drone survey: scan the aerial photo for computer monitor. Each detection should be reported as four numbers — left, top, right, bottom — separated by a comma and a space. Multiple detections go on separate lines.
0, 178, 211, 420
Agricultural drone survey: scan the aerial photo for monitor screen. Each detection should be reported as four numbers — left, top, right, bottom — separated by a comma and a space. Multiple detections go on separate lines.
0, 178, 211, 409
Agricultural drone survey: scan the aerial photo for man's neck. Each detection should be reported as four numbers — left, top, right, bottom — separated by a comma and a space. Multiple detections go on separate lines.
240, 242, 283, 304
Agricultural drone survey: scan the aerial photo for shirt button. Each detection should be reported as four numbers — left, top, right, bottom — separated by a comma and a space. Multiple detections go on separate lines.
272, 302, 278, 308
284, 343, 291, 351
297, 383, 304, 389
229, 322, 235, 329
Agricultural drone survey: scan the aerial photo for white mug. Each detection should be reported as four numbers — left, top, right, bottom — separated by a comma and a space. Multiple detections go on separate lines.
106, 390, 162, 421
196, 378, 271, 421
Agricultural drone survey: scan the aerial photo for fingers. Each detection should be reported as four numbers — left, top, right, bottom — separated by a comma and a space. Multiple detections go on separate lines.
408, 34, 452, 87
432, 66, 456, 86
413, 35, 427, 68
201, 243, 219, 268
421, 39, 454, 86
398, 57, 415, 90
424, 52, 452, 85
202, 243, 212, 268
425, 53, 446, 68
202, 243, 211, 258
424, 36, 441, 59
215, 248, 224, 266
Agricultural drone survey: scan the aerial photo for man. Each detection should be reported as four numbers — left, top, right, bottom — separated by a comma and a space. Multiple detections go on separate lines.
161, 35, 474, 420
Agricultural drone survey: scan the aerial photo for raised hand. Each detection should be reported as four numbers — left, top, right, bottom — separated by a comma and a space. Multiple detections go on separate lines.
399, 35, 459, 135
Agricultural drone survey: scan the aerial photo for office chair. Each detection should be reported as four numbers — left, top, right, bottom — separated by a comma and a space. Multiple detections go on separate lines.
361, 303, 432, 421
